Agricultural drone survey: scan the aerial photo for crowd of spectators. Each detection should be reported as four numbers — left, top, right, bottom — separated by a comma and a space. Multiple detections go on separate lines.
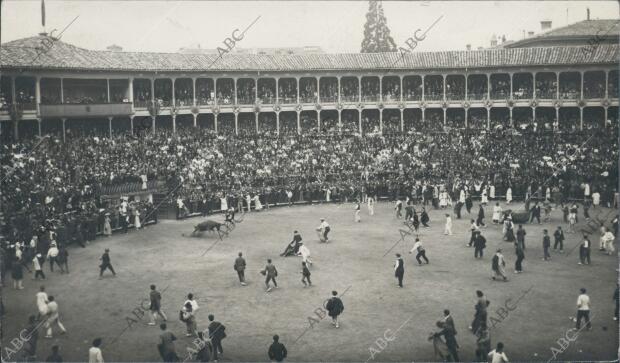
559, 79, 581, 100
536, 78, 557, 99
341, 80, 359, 102
445, 78, 465, 100
320, 81, 339, 103
278, 81, 296, 104
300, 81, 317, 103
425, 78, 443, 101
2, 120, 617, 242
258, 83, 276, 104
490, 78, 510, 99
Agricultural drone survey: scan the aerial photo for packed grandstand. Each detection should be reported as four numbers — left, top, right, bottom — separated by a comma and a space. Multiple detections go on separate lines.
0, 18, 618, 245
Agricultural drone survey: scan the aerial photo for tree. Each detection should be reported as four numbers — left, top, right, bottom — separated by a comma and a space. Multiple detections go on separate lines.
360, 0, 397, 53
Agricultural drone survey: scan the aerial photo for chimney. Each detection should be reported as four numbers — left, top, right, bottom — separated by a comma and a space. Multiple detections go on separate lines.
587, 8, 590, 20
541, 20, 552, 31
528, 31, 535, 37
106, 44, 123, 52
501, 35, 506, 43
466, 44, 471, 51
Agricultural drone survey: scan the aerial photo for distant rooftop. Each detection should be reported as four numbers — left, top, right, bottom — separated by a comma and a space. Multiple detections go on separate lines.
1, 34, 617, 73
178, 46, 324, 55
505, 19, 620, 48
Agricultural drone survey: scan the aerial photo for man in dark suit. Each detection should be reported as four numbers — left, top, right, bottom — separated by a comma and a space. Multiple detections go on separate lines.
208, 314, 226, 361
530, 202, 541, 224
473, 232, 486, 259
99, 249, 116, 279
454, 201, 463, 219
476, 204, 485, 227
268, 334, 287, 362
516, 225, 526, 251
325, 290, 344, 328
443, 309, 457, 335
394, 253, 404, 288
433, 321, 460, 361
234, 252, 246, 286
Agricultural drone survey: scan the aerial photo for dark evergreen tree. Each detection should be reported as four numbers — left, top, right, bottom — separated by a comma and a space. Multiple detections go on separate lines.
360, 0, 397, 53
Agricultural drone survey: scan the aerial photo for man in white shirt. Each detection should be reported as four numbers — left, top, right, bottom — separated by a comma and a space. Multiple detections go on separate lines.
36, 285, 49, 317
45, 296, 67, 338
409, 238, 429, 265
444, 214, 452, 235
317, 218, 331, 243
297, 242, 312, 266
601, 227, 615, 255
576, 288, 591, 330
467, 220, 479, 247
488, 342, 508, 363
592, 191, 601, 208
184, 293, 199, 313
47, 242, 61, 273
88, 338, 104, 363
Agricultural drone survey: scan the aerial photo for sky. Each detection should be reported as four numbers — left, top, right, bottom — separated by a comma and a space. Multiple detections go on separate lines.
1, 1, 618, 54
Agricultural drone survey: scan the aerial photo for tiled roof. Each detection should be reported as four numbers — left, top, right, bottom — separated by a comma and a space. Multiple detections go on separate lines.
506, 19, 620, 48
1, 34, 618, 73
539, 19, 619, 38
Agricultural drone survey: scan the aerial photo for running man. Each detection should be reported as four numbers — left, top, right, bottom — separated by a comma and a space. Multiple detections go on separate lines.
395, 199, 403, 218
262, 259, 278, 292
409, 238, 429, 265
297, 242, 313, 266
99, 249, 116, 279
44, 296, 67, 338
316, 218, 331, 243
301, 262, 311, 287
148, 284, 168, 325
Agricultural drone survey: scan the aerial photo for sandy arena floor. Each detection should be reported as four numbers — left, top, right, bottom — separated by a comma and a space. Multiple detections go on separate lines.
1, 201, 618, 362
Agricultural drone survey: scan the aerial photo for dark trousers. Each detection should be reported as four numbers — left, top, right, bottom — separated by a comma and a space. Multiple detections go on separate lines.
468, 232, 476, 247
455, 204, 462, 219
395, 270, 403, 287
34, 270, 46, 279
211, 338, 223, 359
323, 227, 330, 241
447, 343, 460, 362
576, 310, 591, 329
265, 275, 277, 287
543, 246, 550, 259
100, 263, 116, 276
237, 270, 245, 283
476, 217, 485, 227
302, 275, 311, 285
515, 255, 524, 271
415, 251, 429, 264
554, 239, 563, 250
474, 247, 484, 258
49, 257, 64, 272
120, 216, 128, 233
530, 214, 540, 223
580, 247, 591, 264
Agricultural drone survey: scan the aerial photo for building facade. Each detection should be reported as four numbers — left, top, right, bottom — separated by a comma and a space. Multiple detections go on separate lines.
0, 34, 618, 140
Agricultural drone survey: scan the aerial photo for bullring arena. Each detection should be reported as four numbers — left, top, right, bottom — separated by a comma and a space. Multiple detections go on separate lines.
2, 201, 619, 362
1, 1, 619, 362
